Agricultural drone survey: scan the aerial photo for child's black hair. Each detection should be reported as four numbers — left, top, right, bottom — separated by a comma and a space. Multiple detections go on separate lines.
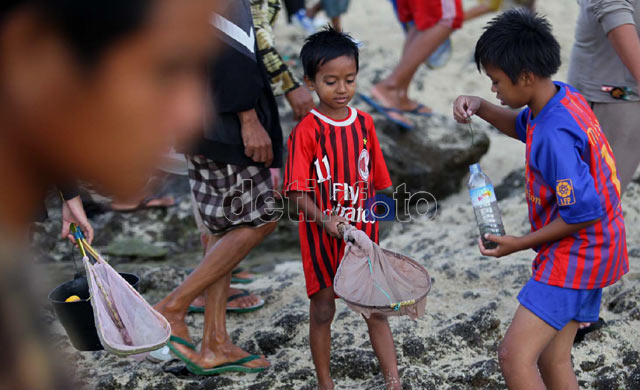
474, 9, 560, 83
300, 26, 359, 80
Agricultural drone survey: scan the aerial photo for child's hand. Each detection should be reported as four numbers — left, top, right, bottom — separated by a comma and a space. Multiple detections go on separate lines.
323, 215, 349, 238
453, 95, 482, 123
478, 234, 524, 258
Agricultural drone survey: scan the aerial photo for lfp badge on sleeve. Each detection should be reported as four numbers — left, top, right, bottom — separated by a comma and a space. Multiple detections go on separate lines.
556, 179, 576, 206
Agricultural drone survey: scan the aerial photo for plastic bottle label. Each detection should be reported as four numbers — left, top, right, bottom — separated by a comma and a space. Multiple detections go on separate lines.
469, 185, 497, 208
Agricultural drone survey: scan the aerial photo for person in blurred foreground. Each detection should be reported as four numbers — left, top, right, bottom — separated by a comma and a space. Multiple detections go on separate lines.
284, 27, 399, 390
454, 10, 628, 389
0, 0, 218, 388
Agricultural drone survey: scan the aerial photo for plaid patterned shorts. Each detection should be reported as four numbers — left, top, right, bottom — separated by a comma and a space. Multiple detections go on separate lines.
187, 155, 276, 235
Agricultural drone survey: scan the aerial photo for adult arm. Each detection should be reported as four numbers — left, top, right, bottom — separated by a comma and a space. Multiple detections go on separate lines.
238, 108, 274, 167
592, 0, 640, 84
250, 0, 314, 119
608, 24, 640, 85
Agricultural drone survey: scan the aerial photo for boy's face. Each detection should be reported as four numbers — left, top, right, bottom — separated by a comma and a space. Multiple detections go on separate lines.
305, 55, 357, 114
484, 64, 532, 109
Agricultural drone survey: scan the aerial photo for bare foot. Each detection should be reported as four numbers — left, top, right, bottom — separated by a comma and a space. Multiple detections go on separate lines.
190, 287, 262, 310
317, 380, 335, 390
386, 376, 403, 390
227, 288, 261, 309
371, 84, 432, 116
370, 84, 414, 127
154, 301, 197, 360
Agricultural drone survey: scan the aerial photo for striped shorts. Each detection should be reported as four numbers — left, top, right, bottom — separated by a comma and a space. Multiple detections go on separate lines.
187, 155, 276, 235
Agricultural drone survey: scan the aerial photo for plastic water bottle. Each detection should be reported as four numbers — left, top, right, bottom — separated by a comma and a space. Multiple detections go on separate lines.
468, 163, 505, 249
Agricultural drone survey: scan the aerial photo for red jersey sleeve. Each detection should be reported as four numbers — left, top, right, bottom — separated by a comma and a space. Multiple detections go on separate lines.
366, 115, 392, 190
283, 117, 317, 194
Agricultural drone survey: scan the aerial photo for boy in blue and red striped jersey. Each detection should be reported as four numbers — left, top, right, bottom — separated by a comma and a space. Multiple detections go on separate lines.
283, 27, 400, 390
454, 10, 628, 390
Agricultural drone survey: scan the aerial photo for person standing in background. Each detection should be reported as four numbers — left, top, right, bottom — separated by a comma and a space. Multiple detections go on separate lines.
568, 0, 640, 194
568, 0, 640, 339
307, 0, 351, 32
362, 0, 464, 129
282, 0, 317, 34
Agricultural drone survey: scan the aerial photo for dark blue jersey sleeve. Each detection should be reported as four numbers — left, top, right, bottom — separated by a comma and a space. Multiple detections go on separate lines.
515, 108, 529, 143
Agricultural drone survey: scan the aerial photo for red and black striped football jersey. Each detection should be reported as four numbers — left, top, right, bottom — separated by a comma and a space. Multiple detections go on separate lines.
283, 107, 392, 296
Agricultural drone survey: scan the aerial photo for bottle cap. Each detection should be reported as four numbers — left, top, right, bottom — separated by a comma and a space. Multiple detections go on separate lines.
469, 163, 481, 174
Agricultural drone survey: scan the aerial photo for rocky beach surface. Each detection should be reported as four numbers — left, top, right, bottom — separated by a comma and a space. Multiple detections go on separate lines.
34, 0, 640, 388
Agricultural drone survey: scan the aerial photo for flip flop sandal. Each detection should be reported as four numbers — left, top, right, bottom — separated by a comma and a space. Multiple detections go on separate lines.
188, 289, 265, 314
357, 93, 415, 130
186, 355, 268, 375
166, 335, 200, 371
574, 317, 606, 344
401, 103, 433, 117
231, 267, 255, 284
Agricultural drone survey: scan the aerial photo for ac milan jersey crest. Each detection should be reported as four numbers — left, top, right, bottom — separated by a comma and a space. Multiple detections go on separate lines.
358, 149, 370, 181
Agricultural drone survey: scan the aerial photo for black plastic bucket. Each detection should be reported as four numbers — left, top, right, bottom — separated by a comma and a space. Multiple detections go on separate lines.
48, 273, 140, 351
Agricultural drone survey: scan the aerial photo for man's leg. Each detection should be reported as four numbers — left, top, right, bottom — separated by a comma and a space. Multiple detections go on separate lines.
498, 305, 559, 390
538, 321, 580, 389
372, 23, 451, 115
309, 287, 337, 390
193, 269, 269, 369
191, 233, 261, 310
155, 221, 277, 361
365, 313, 401, 390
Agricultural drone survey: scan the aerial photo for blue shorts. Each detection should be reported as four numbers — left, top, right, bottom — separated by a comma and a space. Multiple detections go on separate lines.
517, 278, 602, 330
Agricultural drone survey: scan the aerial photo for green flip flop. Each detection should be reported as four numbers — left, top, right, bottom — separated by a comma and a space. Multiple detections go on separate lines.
231, 267, 255, 284
186, 354, 268, 375
166, 335, 199, 371
188, 289, 265, 314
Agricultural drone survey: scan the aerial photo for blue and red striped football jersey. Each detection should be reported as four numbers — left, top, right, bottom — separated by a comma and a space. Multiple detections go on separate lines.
283, 107, 392, 297
515, 81, 628, 289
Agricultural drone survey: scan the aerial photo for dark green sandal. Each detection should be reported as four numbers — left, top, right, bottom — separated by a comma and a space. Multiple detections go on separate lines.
186, 354, 268, 375
231, 267, 255, 284
188, 289, 265, 314
167, 335, 199, 371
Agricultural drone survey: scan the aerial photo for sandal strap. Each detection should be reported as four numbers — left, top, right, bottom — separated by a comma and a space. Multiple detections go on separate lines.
169, 335, 196, 350
218, 354, 262, 368
227, 289, 251, 302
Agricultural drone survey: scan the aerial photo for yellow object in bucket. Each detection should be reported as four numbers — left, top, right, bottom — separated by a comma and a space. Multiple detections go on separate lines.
65, 295, 81, 303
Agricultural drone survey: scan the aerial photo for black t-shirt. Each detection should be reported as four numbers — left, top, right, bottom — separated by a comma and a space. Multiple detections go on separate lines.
188, 0, 283, 168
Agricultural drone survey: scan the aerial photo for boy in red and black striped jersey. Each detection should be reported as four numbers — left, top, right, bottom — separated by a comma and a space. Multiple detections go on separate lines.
283, 28, 400, 390
454, 11, 628, 389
